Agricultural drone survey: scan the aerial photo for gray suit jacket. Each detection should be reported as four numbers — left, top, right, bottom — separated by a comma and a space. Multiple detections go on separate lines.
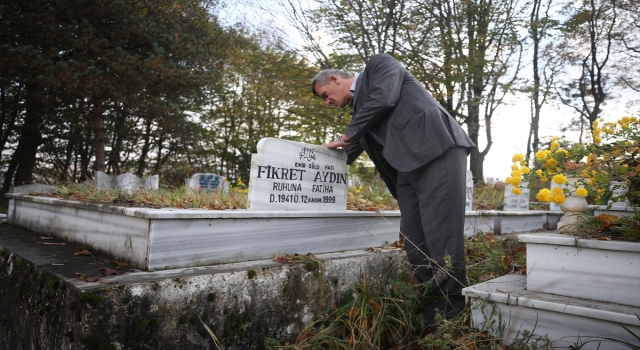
346, 53, 475, 173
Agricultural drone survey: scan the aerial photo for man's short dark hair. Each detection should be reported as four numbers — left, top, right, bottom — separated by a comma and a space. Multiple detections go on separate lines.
311, 69, 353, 96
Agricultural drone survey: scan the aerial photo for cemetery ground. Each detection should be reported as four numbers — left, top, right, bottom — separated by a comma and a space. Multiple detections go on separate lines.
1, 179, 638, 349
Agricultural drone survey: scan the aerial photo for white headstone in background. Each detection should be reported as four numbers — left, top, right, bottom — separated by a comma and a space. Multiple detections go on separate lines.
504, 182, 530, 211
12, 184, 57, 194
96, 171, 159, 192
186, 173, 230, 192
248, 138, 349, 210
465, 170, 473, 212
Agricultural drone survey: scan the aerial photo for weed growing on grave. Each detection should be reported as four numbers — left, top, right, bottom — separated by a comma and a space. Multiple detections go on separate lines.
573, 314, 640, 349
473, 182, 505, 210
570, 209, 640, 241
260, 232, 530, 349
347, 176, 398, 211
38, 184, 248, 210
465, 231, 526, 285
275, 278, 430, 349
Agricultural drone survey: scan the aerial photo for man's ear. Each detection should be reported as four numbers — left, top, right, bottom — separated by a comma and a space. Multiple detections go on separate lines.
330, 75, 340, 84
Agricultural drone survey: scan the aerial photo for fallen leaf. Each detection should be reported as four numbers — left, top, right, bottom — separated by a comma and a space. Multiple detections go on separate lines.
99, 279, 118, 284
74, 250, 93, 256
105, 259, 129, 267
273, 254, 292, 263
364, 247, 381, 253
86, 275, 102, 282
479, 272, 496, 282
391, 240, 405, 249
75, 272, 87, 280
104, 268, 123, 276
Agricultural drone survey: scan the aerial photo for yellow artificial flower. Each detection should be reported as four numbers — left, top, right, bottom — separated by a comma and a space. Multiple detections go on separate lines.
512, 153, 525, 162
505, 177, 513, 185
536, 189, 551, 202
511, 169, 522, 178
545, 158, 559, 168
552, 187, 563, 195
536, 169, 543, 177
552, 174, 567, 185
511, 164, 519, 170
552, 193, 566, 204
521, 166, 531, 174
550, 140, 560, 152
535, 150, 547, 161
575, 188, 588, 197
540, 176, 548, 183
511, 178, 522, 186
582, 169, 591, 178
512, 187, 522, 195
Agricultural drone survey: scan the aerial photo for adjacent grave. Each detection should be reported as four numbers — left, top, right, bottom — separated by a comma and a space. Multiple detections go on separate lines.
248, 138, 349, 210
12, 183, 57, 194
186, 173, 230, 192
503, 182, 530, 211
96, 171, 159, 192
465, 170, 473, 211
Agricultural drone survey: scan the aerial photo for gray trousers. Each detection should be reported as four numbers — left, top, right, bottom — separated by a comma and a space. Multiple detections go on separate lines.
396, 146, 468, 325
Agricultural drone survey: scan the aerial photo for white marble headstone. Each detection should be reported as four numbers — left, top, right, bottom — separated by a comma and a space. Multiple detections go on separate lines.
248, 138, 349, 210
186, 173, 229, 192
96, 171, 159, 193
465, 170, 473, 212
12, 184, 57, 194
503, 182, 530, 211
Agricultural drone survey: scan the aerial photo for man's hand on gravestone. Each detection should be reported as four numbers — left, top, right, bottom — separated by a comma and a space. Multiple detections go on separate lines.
322, 138, 350, 151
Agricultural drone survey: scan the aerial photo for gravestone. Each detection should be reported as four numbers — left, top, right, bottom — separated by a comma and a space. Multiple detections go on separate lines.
96, 171, 159, 192
12, 184, 57, 194
503, 182, 530, 211
248, 138, 349, 210
186, 173, 230, 192
465, 170, 473, 211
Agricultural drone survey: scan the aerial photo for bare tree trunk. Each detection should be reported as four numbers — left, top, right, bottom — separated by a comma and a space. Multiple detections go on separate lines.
13, 84, 45, 186
137, 119, 153, 176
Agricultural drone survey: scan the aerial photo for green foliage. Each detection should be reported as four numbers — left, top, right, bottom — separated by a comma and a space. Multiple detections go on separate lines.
78, 293, 104, 309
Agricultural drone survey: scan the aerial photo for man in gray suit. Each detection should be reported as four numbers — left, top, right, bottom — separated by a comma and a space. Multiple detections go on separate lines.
312, 53, 475, 327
